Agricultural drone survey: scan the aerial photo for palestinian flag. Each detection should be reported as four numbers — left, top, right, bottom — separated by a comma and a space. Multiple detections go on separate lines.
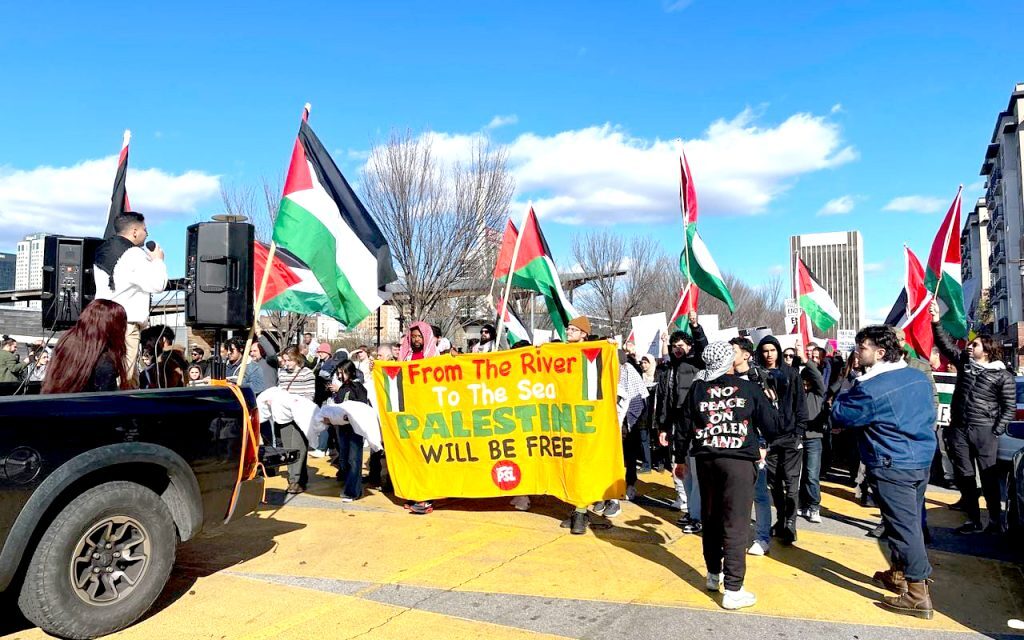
925, 186, 967, 339
494, 209, 581, 340
678, 151, 735, 312
792, 310, 813, 353
796, 258, 841, 332
253, 242, 337, 316
581, 347, 604, 401
885, 246, 934, 360
103, 130, 131, 239
668, 283, 698, 335
495, 296, 531, 345
266, 106, 397, 328
381, 366, 405, 413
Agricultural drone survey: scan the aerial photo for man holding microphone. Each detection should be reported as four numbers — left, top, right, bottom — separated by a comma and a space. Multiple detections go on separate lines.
93, 212, 168, 379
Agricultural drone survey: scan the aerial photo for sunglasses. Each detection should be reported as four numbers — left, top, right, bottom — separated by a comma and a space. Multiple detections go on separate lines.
783, 354, 795, 359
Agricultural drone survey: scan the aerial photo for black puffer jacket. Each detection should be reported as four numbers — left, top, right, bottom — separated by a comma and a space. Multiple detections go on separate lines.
754, 335, 808, 439
654, 324, 708, 432
933, 321, 1015, 434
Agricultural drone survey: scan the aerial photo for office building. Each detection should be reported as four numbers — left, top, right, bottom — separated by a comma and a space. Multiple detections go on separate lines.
15, 232, 46, 310
0, 252, 15, 291
789, 231, 865, 339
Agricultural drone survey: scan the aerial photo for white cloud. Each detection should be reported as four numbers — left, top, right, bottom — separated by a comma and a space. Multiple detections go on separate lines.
361, 107, 856, 226
663, 0, 693, 11
864, 262, 885, 273
830, 103, 843, 114
966, 179, 986, 193
508, 108, 856, 224
882, 195, 947, 214
485, 114, 519, 130
768, 264, 785, 275
818, 195, 855, 216
0, 156, 220, 248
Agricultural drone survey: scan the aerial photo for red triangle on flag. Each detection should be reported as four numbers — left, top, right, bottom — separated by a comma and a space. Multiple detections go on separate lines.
383, 367, 401, 380
282, 138, 314, 197
253, 242, 302, 303
582, 348, 601, 363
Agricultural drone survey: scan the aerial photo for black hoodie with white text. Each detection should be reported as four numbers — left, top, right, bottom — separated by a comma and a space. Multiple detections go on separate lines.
675, 374, 782, 462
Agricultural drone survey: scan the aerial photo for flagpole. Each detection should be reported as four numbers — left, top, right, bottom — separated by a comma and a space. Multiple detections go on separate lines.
678, 142, 695, 315
931, 184, 962, 306
495, 203, 531, 343
237, 103, 311, 382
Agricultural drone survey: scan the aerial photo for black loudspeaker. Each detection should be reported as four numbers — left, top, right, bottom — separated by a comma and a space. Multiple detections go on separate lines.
41, 235, 103, 330
185, 222, 255, 329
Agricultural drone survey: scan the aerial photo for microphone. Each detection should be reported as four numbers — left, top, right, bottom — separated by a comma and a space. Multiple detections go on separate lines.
145, 240, 157, 251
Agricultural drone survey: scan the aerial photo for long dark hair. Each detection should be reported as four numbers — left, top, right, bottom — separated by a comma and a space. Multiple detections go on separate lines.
43, 299, 130, 393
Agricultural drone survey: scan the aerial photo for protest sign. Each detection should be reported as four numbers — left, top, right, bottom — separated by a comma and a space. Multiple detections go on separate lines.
934, 372, 956, 428
532, 329, 552, 345
698, 314, 719, 334
774, 333, 800, 353
746, 326, 773, 347
707, 326, 739, 342
784, 298, 800, 334
836, 329, 856, 355
630, 312, 667, 358
374, 342, 626, 504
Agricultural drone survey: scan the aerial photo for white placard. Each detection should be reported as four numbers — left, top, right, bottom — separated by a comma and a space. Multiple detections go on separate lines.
747, 326, 773, 347
774, 333, 801, 353
707, 326, 740, 342
630, 312, 668, 358
533, 329, 552, 345
837, 329, 856, 355
697, 314, 719, 334
784, 298, 800, 334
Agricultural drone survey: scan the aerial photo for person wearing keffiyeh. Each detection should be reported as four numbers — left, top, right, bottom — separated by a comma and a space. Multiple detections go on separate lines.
676, 340, 782, 611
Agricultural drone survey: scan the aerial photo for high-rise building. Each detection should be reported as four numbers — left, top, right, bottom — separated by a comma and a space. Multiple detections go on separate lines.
15, 232, 46, 310
960, 198, 991, 322
0, 252, 15, 291
789, 231, 865, 339
980, 83, 1024, 355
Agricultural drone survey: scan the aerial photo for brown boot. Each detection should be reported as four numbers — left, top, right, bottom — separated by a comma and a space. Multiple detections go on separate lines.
872, 568, 908, 594
881, 580, 933, 619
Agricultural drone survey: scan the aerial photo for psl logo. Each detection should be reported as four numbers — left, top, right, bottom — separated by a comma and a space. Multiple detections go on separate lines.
491, 460, 522, 491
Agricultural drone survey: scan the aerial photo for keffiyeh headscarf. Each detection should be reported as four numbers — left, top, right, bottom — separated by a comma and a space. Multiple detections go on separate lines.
697, 341, 734, 382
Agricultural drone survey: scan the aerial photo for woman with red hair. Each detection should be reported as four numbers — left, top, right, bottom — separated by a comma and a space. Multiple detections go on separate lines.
42, 299, 131, 394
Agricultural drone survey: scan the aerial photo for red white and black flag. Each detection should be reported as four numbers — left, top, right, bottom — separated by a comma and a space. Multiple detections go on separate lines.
103, 130, 131, 239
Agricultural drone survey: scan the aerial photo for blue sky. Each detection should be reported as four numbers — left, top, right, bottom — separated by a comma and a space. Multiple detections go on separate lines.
1, 1, 1021, 324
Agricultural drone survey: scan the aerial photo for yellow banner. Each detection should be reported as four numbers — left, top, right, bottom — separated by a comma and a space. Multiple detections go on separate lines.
373, 342, 625, 505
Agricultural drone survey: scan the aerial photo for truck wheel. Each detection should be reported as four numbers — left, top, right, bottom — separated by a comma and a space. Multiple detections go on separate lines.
18, 481, 177, 639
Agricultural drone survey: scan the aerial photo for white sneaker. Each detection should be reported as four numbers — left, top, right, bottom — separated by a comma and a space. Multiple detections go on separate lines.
309, 449, 327, 459
797, 508, 808, 518
625, 485, 637, 501
592, 501, 607, 515
808, 508, 822, 523
603, 500, 622, 517
670, 498, 686, 511
510, 496, 531, 511
747, 540, 769, 556
722, 587, 756, 610
706, 572, 722, 591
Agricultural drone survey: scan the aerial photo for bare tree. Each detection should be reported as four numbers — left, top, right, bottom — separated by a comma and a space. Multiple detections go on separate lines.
220, 178, 310, 343
570, 232, 661, 335
361, 130, 515, 327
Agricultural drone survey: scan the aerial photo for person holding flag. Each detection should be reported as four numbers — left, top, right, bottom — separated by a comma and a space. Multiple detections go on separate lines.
930, 300, 1014, 535
655, 311, 708, 532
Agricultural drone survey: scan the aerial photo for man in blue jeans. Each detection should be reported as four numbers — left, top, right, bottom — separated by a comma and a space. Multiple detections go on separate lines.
832, 325, 937, 620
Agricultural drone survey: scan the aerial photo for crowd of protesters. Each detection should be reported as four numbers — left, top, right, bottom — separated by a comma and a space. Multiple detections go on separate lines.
4, 285, 1018, 621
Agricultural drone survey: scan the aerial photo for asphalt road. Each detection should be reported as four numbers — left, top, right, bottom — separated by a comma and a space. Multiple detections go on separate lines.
2, 460, 1022, 640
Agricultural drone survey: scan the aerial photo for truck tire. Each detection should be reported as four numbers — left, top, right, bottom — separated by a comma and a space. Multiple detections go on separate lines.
17, 481, 177, 639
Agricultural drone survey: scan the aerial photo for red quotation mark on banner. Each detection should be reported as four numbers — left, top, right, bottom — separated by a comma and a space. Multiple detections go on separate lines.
491, 460, 522, 491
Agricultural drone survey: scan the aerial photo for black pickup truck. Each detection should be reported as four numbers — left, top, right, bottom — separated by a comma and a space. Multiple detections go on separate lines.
0, 381, 294, 639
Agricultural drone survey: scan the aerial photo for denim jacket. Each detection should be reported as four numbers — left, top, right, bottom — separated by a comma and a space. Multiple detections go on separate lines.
831, 360, 936, 470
